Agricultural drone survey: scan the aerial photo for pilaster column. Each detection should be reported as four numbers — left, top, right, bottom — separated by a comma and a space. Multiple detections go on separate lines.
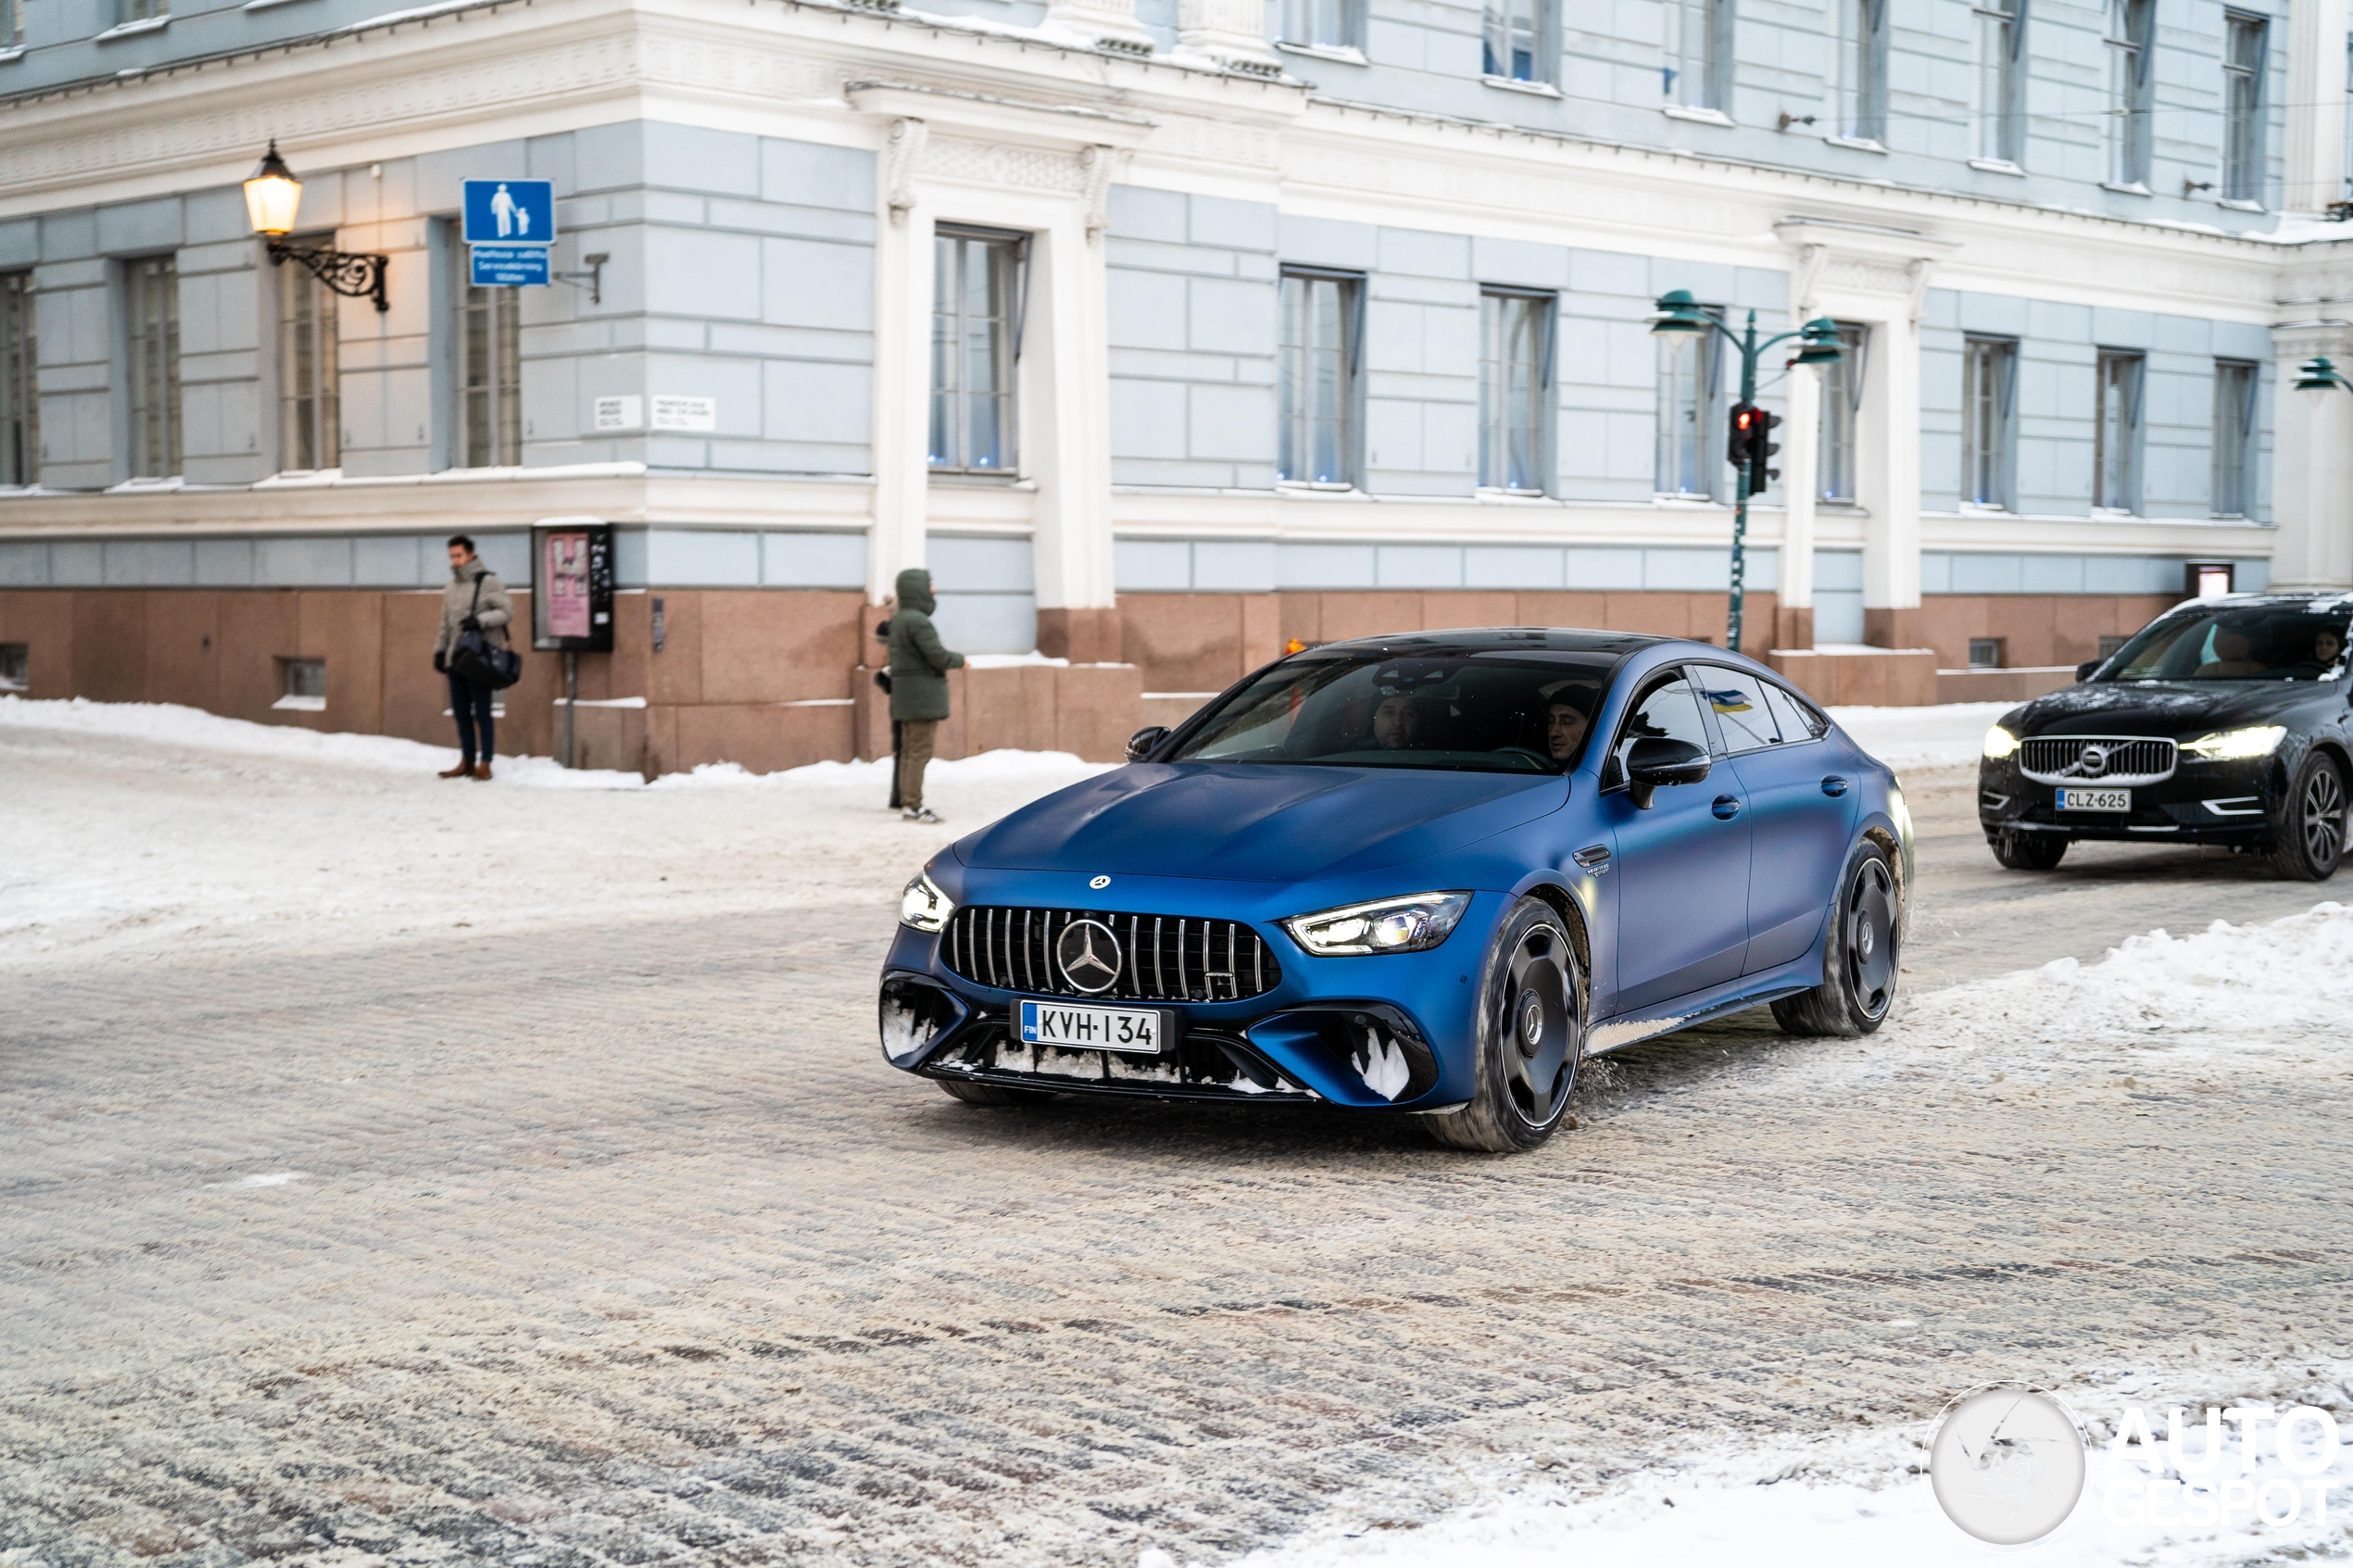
1176, 0, 1282, 73
2285, 0, 2352, 212
1864, 301, 1925, 651
2272, 322, 2353, 588
1026, 209, 1123, 661
868, 120, 933, 609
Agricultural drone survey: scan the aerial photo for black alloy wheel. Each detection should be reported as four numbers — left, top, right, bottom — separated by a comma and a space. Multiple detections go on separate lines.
2271, 753, 2349, 882
1772, 841, 1901, 1038
1427, 897, 1583, 1153
1990, 829, 2068, 872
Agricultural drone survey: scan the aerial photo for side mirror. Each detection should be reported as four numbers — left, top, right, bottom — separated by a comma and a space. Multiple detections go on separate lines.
1126, 725, 1170, 762
2075, 659, 2103, 682
1624, 737, 1710, 809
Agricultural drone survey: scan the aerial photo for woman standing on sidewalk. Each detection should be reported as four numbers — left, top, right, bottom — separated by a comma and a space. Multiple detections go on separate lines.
432, 535, 513, 781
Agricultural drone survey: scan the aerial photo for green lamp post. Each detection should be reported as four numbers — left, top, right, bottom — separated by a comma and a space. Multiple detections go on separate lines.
2295, 356, 2353, 395
1647, 292, 1846, 655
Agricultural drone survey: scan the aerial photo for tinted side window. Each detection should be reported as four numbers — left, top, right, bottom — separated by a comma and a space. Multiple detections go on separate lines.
1761, 681, 1827, 741
1611, 672, 1710, 778
1694, 669, 1781, 753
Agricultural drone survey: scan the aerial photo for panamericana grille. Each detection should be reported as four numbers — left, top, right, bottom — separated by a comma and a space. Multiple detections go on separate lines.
943, 907, 1281, 1003
2018, 734, 2178, 786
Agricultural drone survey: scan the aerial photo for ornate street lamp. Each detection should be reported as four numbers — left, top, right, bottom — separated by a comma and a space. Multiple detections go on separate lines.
2295, 355, 2353, 398
244, 142, 390, 313
1647, 294, 1845, 654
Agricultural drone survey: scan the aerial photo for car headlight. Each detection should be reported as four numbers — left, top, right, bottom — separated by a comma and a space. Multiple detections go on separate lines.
1982, 726, 2020, 760
2183, 725, 2286, 760
1282, 892, 1470, 957
900, 870, 954, 932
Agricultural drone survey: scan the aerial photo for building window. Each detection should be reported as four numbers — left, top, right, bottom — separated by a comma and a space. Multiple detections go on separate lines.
2105, 0, 2154, 186
2093, 349, 2144, 513
4, 0, 22, 48
125, 256, 180, 480
2344, 34, 2353, 197
2211, 358, 2258, 519
1478, 289, 1552, 493
1817, 322, 1868, 503
929, 228, 1023, 475
1960, 336, 2016, 508
0, 272, 33, 487
1278, 0, 1351, 48
455, 269, 522, 469
280, 239, 341, 473
0, 643, 25, 693
1968, 637, 2006, 669
121, 0, 166, 19
2223, 11, 2268, 203
1664, 0, 1728, 111
1831, 0, 1888, 141
1973, 0, 2024, 164
276, 658, 326, 711
1655, 307, 1724, 499
1277, 269, 1361, 486
1484, 0, 1551, 83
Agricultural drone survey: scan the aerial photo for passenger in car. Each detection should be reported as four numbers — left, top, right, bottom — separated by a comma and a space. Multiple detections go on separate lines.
1372, 694, 1424, 750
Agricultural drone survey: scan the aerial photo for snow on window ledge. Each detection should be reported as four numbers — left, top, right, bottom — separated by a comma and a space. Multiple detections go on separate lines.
1662, 105, 1733, 127
1276, 40, 1365, 64
1484, 75, 1560, 98
271, 695, 327, 712
94, 14, 170, 41
1824, 134, 1887, 154
0, 46, 24, 63
1968, 157, 2026, 176
2100, 180, 2152, 196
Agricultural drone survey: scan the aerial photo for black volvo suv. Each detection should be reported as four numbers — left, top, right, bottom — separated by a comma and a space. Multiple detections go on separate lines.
1978, 593, 2353, 880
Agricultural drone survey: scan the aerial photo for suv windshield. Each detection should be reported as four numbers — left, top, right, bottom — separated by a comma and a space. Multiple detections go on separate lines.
2099, 602, 2352, 684
1166, 650, 1619, 774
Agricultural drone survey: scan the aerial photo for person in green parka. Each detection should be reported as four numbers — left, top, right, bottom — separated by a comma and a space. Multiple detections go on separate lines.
887, 567, 965, 823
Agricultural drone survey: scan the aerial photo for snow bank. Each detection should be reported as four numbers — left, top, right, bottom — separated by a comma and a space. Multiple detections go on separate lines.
1827, 701, 2012, 771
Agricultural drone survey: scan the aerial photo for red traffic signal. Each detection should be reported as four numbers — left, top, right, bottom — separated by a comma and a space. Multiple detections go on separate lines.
1727, 403, 1758, 470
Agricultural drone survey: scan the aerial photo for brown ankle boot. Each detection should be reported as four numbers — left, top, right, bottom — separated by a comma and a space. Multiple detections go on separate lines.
471, 762, 494, 782
439, 763, 472, 779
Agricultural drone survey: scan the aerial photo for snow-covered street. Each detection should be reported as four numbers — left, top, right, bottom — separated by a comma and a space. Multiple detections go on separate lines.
5, 698, 2350, 1568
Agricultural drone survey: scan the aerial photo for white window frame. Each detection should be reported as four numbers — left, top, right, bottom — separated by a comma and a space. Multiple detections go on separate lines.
1663, 0, 1730, 112
1817, 322, 1868, 503
2105, 0, 2154, 187
1960, 335, 2017, 509
1277, 268, 1363, 488
454, 255, 522, 470
1655, 307, 1725, 501
2093, 348, 2145, 514
2210, 358, 2258, 519
1277, 0, 1353, 49
1973, 0, 2026, 165
2222, 10, 2268, 204
0, 271, 34, 487
279, 235, 341, 474
928, 226, 1026, 477
1483, 0, 1554, 85
125, 255, 181, 481
1831, 0, 1889, 143
1478, 288, 1554, 495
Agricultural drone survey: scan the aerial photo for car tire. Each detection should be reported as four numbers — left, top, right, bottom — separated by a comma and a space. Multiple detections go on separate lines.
1426, 897, 1583, 1154
2270, 752, 2348, 883
1771, 840, 1902, 1039
1989, 830, 2068, 872
934, 1077, 1055, 1107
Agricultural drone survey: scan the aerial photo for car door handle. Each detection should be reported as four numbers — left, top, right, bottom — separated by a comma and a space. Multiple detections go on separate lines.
1572, 845, 1612, 874
1712, 796, 1743, 820
1821, 775, 1849, 797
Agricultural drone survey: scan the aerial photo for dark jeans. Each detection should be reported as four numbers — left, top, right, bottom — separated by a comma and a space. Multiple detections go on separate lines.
448, 671, 496, 764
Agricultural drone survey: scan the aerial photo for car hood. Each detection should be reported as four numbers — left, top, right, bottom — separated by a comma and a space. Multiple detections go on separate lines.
955, 763, 1565, 884
2006, 679, 2326, 739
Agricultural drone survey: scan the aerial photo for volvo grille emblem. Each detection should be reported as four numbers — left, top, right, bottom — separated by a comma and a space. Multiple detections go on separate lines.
2080, 744, 2110, 777
1056, 919, 1124, 995
1088, 874, 1112, 890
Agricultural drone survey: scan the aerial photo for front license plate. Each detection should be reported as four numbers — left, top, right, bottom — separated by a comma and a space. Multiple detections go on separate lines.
2056, 787, 2131, 813
1018, 999, 1166, 1055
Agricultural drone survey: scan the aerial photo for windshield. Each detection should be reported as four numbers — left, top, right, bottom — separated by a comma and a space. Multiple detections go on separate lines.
2098, 602, 2352, 684
1166, 650, 1619, 774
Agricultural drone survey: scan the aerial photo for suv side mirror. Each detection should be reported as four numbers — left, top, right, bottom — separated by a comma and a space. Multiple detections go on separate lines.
2075, 659, 2103, 682
1126, 725, 1170, 762
1624, 737, 1710, 809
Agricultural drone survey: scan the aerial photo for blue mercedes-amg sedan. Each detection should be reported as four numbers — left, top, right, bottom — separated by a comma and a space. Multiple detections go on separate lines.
878, 629, 1912, 1152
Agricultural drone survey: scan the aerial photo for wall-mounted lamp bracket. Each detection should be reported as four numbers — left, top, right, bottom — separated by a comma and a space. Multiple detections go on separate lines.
555, 253, 610, 306
266, 239, 390, 313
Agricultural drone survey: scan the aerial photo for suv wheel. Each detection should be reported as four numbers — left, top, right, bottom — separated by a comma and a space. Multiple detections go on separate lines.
2271, 752, 2348, 882
1989, 830, 2068, 872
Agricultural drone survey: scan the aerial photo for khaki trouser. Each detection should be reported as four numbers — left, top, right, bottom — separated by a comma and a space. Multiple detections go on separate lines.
898, 719, 937, 810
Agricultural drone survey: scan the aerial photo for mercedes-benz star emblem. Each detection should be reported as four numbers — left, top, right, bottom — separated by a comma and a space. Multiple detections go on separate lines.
1088, 874, 1112, 890
1056, 919, 1124, 995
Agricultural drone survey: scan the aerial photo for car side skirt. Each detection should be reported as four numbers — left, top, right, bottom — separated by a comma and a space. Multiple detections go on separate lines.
1583, 959, 1823, 1056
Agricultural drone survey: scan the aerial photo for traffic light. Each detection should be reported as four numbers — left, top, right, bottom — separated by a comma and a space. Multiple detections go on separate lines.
1754, 408, 1782, 485
1727, 403, 1758, 471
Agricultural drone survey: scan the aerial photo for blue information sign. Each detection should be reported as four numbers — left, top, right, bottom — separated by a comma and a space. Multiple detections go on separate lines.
470, 245, 550, 287
461, 179, 555, 245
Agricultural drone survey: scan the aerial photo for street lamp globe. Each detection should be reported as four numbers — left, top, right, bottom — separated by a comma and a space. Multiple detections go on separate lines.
2295, 356, 2351, 401
1790, 317, 1846, 368
243, 142, 304, 238
1646, 289, 1713, 336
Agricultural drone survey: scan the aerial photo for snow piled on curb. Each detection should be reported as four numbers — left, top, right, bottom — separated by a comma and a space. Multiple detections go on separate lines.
1826, 700, 2013, 771
0, 696, 1104, 789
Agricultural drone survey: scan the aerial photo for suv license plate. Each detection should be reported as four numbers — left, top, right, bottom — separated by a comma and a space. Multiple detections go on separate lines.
2056, 787, 2131, 813
1018, 999, 1166, 1055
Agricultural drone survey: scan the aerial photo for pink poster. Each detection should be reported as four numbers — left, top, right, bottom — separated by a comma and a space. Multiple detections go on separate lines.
545, 533, 591, 639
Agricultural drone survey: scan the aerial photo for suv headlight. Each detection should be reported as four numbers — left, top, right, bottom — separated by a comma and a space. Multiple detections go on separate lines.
1283, 892, 1470, 957
1982, 726, 2020, 759
900, 870, 954, 932
2183, 725, 2286, 760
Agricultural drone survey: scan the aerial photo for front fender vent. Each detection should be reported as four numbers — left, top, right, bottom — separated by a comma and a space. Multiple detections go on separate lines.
943, 907, 1281, 1003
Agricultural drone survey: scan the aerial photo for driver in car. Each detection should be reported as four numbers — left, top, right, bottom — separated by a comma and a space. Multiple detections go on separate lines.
1545, 694, 1591, 766
1371, 694, 1423, 750
2317, 628, 2346, 670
